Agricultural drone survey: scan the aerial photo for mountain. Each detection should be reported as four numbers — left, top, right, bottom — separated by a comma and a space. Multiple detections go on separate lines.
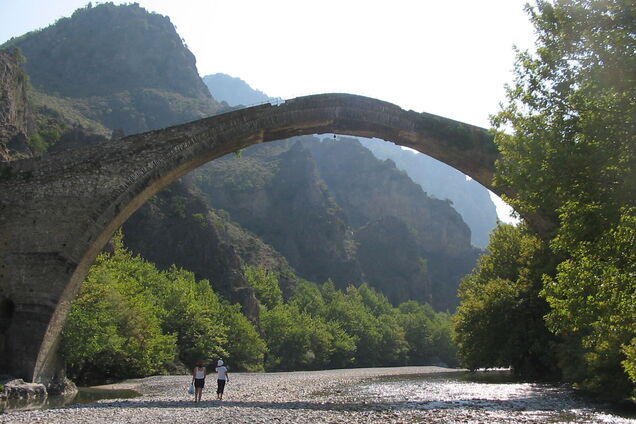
203, 73, 271, 107
2, 3, 223, 137
5, 3, 209, 100
307, 137, 480, 310
190, 136, 480, 310
188, 139, 363, 287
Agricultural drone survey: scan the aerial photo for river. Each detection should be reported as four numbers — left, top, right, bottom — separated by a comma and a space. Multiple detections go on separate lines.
333, 370, 635, 423
1, 367, 634, 423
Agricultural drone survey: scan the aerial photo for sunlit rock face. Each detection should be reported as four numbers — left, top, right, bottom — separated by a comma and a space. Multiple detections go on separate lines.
193, 136, 481, 310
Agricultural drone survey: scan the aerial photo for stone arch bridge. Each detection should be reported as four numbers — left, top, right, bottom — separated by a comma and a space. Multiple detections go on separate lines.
0, 93, 525, 385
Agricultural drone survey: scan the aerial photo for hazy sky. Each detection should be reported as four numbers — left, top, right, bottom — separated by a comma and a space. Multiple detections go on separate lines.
0, 0, 534, 222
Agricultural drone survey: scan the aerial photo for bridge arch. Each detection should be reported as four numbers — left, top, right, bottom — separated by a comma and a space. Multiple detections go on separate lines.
0, 93, 503, 384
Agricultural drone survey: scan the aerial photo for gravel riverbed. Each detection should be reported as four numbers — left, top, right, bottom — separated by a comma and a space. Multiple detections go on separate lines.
1, 366, 633, 423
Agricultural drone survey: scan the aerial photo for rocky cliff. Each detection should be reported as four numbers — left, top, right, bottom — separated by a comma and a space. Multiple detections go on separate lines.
0, 49, 32, 161
306, 137, 472, 257
190, 137, 480, 309
190, 140, 363, 287
360, 138, 498, 248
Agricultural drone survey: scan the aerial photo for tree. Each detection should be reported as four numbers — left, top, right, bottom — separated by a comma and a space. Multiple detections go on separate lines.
543, 211, 636, 395
158, 267, 229, 368
61, 235, 176, 383
221, 303, 267, 371
260, 304, 312, 370
454, 224, 559, 376
244, 265, 283, 309
491, 0, 635, 396
290, 279, 327, 316
492, 1, 635, 238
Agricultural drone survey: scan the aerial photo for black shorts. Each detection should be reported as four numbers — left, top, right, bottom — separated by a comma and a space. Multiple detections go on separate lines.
194, 378, 205, 388
217, 379, 226, 394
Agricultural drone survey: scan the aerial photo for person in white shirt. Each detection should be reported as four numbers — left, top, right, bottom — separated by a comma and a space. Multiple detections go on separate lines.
215, 359, 229, 400
191, 359, 206, 403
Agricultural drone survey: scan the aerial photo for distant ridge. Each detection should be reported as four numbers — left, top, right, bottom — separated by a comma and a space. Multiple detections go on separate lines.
203, 73, 273, 106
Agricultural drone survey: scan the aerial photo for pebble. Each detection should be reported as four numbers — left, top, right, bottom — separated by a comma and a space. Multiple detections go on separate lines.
1, 366, 633, 423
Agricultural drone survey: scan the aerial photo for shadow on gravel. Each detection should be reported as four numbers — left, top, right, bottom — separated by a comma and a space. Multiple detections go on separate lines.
53, 397, 590, 413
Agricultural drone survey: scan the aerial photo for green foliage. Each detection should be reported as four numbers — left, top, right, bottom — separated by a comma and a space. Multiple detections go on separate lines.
192, 155, 277, 193
221, 303, 267, 371
492, 1, 635, 236
261, 304, 315, 370
152, 266, 228, 368
61, 236, 177, 383
29, 126, 64, 155
289, 280, 327, 316
542, 211, 636, 396
624, 339, 636, 386
63, 235, 457, 380
29, 133, 48, 155
244, 265, 283, 309
454, 224, 558, 375
28, 91, 111, 138
487, 0, 636, 397
262, 280, 455, 371
62, 231, 266, 383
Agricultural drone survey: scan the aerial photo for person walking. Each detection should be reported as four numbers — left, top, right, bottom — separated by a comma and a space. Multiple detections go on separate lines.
191, 360, 206, 402
215, 359, 229, 400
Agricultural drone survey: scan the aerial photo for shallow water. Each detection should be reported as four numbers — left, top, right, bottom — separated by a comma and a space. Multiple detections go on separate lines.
333, 371, 636, 423
1, 387, 140, 411
2, 369, 634, 423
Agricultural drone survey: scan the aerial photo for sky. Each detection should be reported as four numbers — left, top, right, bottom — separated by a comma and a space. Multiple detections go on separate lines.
0, 0, 535, 223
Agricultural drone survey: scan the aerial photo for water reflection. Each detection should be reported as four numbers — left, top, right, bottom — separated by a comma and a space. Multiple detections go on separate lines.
336, 370, 636, 423
1, 387, 140, 411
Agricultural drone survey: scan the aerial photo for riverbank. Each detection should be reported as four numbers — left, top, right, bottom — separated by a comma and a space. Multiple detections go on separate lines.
1, 366, 633, 423
0, 367, 455, 423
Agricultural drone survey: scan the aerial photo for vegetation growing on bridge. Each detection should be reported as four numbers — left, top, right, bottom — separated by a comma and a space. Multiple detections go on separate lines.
454, 0, 635, 399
